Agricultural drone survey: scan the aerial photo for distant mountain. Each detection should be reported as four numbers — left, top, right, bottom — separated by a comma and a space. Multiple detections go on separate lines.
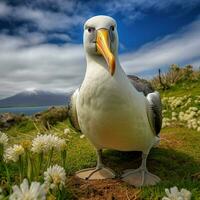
0, 90, 71, 107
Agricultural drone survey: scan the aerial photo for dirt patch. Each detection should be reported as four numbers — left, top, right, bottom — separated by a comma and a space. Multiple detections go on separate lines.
160, 133, 183, 149
68, 176, 141, 200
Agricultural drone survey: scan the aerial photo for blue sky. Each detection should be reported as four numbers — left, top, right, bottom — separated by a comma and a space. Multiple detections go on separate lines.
0, 0, 200, 98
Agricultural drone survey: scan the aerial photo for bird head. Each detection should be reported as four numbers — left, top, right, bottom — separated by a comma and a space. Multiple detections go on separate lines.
83, 15, 118, 76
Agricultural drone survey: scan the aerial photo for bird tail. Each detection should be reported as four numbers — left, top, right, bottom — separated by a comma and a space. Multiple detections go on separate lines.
153, 136, 160, 147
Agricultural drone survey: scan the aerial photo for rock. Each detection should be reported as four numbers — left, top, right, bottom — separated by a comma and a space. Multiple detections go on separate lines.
0, 112, 24, 130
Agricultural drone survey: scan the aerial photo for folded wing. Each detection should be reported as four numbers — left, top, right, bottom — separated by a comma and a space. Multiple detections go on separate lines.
128, 75, 162, 135
68, 88, 81, 131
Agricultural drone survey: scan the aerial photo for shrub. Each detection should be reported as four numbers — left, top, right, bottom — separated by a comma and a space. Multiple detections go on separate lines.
151, 64, 200, 90
36, 106, 68, 128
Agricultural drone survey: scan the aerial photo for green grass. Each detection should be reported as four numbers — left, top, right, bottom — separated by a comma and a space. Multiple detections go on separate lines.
75, 126, 200, 199
4, 121, 200, 200
4, 120, 200, 199
141, 127, 200, 199
160, 79, 200, 97
5, 119, 38, 144
1, 78, 200, 199
66, 125, 200, 199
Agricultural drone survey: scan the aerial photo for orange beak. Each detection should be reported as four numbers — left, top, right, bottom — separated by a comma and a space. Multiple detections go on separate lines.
96, 29, 116, 76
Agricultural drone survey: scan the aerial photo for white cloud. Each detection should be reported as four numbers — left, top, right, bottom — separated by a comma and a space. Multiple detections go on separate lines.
0, 2, 88, 32
2, 0, 199, 32
0, 34, 85, 98
27, 0, 85, 13
105, 0, 200, 23
106, 0, 199, 14
16, 7, 85, 31
120, 17, 200, 74
190, 58, 200, 69
0, 2, 11, 16
1, 16, 200, 98
48, 33, 71, 42
0, 0, 200, 98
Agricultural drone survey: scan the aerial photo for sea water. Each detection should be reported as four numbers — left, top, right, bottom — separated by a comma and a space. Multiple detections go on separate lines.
0, 106, 51, 116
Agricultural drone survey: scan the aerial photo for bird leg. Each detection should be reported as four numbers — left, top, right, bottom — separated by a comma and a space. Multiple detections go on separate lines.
75, 149, 116, 180
121, 153, 160, 187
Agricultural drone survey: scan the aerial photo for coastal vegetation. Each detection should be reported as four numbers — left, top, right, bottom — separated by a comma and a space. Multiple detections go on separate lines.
0, 65, 200, 199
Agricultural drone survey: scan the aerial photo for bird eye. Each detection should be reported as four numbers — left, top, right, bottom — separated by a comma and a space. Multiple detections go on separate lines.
110, 26, 115, 31
88, 27, 95, 33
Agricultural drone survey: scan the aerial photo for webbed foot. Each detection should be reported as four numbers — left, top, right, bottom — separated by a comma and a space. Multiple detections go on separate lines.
121, 168, 160, 187
75, 167, 116, 180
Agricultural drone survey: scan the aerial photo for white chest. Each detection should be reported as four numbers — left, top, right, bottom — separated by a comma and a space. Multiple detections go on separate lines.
76, 65, 155, 152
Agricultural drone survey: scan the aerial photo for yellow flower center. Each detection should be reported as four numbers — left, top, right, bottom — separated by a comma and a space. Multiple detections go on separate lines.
53, 174, 62, 184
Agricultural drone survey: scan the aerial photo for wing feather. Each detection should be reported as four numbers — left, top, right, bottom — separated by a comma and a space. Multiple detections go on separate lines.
68, 89, 81, 131
128, 75, 162, 135
146, 91, 162, 135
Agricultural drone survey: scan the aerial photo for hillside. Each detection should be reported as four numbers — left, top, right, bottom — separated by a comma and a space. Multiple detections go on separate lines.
153, 65, 200, 133
0, 90, 70, 107
0, 66, 200, 199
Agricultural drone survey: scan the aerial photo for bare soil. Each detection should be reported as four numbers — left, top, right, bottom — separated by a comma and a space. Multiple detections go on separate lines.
68, 176, 141, 200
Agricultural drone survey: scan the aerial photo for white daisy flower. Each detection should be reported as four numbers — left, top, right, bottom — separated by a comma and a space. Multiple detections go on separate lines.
31, 134, 49, 154
0, 131, 8, 147
56, 138, 66, 151
4, 144, 24, 163
80, 134, 85, 139
0, 187, 4, 200
9, 178, 46, 200
44, 164, 66, 190
171, 117, 177, 121
64, 128, 70, 135
172, 112, 177, 117
47, 134, 63, 150
162, 186, 191, 200
31, 134, 66, 153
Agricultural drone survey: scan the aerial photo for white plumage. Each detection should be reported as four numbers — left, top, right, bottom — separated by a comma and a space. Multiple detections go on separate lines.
69, 15, 162, 187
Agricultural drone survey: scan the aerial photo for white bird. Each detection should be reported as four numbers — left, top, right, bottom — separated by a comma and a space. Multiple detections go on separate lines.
69, 15, 162, 187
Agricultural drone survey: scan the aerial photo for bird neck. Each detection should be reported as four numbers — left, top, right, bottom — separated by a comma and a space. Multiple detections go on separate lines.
85, 52, 122, 76
83, 52, 141, 98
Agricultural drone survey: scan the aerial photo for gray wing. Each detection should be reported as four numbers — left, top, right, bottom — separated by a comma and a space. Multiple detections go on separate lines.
68, 88, 81, 131
128, 75, 154, 96
128, 75, 162, 135
146, 91, 162, 135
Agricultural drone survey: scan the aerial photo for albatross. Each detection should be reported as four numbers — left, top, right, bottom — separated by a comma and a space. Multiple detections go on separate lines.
69, 15, 162, 187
